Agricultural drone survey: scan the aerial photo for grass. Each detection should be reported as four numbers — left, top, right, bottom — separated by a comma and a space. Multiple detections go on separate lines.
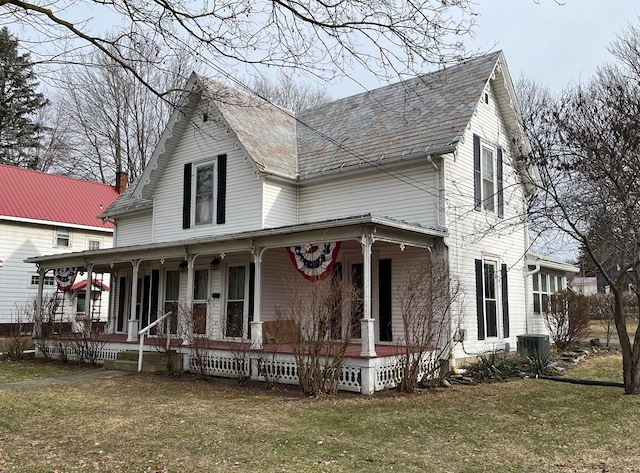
0, 354, 639, 472
588, 319, 637, 345
0, 359, 98, 383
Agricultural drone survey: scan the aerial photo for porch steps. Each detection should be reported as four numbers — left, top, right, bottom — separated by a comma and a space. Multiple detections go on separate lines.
104, 350, 181, 374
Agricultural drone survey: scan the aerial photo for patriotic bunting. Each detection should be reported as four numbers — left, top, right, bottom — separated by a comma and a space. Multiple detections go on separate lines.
55, 267, 78, 292
287, 242, 341, 282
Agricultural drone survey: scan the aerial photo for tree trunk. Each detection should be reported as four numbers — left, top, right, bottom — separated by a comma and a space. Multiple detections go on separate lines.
615, 289, 640, 394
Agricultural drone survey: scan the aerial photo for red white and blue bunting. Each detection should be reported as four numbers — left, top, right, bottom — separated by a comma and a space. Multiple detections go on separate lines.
55, 267, 78, 292
287, 242, 341, 282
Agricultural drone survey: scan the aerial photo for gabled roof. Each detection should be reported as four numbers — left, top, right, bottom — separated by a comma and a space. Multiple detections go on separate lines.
103, 51, 527, 218
0, 164, 119, 231
296, 51, 505, 176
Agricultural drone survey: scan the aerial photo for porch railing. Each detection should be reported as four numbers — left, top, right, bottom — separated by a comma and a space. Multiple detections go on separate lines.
137, 311, 173, 372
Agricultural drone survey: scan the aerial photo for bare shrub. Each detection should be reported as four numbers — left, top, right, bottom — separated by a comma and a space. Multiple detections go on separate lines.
6, 302, 35, 360
394, 255, 462, 393
543, 290, 591, 350
70, 319, 107, 365
276, 272, 357, 397
151, 310, 181, 376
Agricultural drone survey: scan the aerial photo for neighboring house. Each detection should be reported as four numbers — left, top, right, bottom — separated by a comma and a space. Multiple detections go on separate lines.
0, 165, 120, 334
570, 276, 598, 296
26, 51, 577, 393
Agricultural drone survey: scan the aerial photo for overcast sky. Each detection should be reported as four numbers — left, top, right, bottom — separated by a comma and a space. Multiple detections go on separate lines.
469, 1, 640, 93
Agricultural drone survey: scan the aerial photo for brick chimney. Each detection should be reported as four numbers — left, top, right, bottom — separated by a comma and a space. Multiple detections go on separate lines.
115, 171, 128, 193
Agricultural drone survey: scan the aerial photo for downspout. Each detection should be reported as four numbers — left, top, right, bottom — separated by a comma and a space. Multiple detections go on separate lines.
426, 155, 441, 228
524, 259, 541, 335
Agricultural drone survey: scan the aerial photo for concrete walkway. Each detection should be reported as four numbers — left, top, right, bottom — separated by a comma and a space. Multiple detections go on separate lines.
0, 370, 131, 391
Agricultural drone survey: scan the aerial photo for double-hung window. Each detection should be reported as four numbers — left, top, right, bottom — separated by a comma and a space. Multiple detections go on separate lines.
473, 135, 504, 217
183, 154, 227, 229
195, 163, 215, 225
482, 146, 495, 212
475, 259, 510, 340
56, 227, 70, 247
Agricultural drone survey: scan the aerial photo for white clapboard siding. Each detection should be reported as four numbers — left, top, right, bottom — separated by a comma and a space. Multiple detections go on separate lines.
299, 162, 440, 227
152, 109, 263, 243
114, 213, 153, 247
262, 178, 298, 228
444, 82, 528, 356
0, 220, 113, 324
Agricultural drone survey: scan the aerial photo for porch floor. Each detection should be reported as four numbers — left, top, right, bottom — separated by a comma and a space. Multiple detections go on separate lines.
41, 333, 402, 358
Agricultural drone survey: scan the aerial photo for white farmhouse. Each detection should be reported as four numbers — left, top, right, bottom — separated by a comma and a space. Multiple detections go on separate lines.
0, 165, 120, 334
26, 52, 577, 393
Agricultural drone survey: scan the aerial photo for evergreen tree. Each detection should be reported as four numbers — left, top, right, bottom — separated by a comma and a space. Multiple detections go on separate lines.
0, 27, 48, 168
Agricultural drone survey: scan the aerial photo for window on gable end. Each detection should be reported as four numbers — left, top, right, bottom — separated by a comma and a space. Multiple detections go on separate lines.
195, 162, 215, 225
183, 154, 227, 229
482, 146, 495, 212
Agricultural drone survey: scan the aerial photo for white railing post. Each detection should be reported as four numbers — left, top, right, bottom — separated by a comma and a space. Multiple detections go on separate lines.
137, 311, 172, 373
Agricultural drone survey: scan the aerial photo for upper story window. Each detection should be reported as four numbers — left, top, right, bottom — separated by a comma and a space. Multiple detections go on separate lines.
56, 227, 70, 247
183, 154, 227, 229
88, 239, 101, 250
481, 146, 495, 212
473, 135, 504, 217
195, 163, 215, 225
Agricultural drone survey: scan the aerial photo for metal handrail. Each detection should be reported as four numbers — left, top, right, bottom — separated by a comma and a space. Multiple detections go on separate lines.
137, 311, 172, 372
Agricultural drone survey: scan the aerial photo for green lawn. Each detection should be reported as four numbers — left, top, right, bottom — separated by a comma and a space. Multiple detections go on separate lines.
0, 354, 638, 472
0, 359, 97, 383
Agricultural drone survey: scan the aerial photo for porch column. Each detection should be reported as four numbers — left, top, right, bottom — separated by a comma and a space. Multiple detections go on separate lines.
250, 247, 265, 349
182, 255, 195, 344
84, 263, 94, 332
127, 259, 141, 342
360, 233, 377, 357
34, 266, 46, 338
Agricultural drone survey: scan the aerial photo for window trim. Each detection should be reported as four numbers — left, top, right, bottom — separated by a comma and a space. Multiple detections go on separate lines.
224, 263, 250, 340
87, 238, 102, 251
193, 160, 217, 226
55, 227, 71, 248
30, 274, 55, 288
533, 272, 564, 315
473, 134, 504, 217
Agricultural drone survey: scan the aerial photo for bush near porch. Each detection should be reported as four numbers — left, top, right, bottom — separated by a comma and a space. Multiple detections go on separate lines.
0, 354, 637, 472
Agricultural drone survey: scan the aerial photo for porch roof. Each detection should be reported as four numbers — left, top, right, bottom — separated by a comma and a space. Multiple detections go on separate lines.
25, 214, 447, 270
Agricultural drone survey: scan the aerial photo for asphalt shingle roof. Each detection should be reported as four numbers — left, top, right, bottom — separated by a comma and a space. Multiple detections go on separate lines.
296, 51, 501, 175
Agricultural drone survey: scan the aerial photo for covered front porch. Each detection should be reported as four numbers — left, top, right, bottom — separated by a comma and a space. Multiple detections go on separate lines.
27, 215, 447, 394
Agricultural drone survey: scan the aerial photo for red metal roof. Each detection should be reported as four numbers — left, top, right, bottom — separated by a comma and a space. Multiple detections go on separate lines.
0, 164, 119, 229
70, 279, 110, 292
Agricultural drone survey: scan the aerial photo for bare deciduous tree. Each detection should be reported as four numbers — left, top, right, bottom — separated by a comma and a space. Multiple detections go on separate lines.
1, 0, 476, 99
247, 72, 332, 111
518, 23, 640, 393
49, 33, 193, 183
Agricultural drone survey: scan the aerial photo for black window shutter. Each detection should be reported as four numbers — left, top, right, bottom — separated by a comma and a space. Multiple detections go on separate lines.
497, 146, 504, 218
150, 270, 159, 325
216, 154, 227, 224
117, 277, 126, 332
473, 134, 482, 211
501, 263, 510, 338
248, 262, 255, 339
182, 163, 192, 229
475, 259, 485, 340
378, 259, 392, 342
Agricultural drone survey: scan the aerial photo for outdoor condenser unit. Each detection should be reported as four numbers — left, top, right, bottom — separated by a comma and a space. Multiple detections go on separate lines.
517, 334, 550, 359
